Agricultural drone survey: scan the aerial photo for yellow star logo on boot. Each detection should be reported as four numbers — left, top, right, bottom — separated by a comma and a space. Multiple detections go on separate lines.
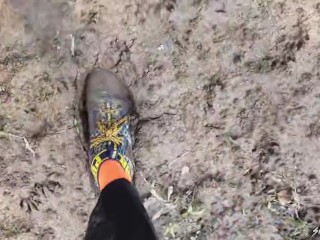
90, 116, 128, 149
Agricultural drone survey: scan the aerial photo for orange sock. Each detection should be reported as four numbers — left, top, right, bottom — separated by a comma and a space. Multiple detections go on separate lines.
97, 160, 132, 191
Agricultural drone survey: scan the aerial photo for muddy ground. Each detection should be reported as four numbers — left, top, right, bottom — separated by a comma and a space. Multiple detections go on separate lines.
0, 0, 320, 239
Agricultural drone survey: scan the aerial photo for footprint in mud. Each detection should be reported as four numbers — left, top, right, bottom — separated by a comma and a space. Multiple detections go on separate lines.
20, 180, 62, 213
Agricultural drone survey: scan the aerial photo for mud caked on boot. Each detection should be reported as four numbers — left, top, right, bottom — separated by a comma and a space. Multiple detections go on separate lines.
86, 68, 135, 191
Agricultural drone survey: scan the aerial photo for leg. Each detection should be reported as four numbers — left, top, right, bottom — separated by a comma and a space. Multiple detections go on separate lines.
85, 179, 157, 240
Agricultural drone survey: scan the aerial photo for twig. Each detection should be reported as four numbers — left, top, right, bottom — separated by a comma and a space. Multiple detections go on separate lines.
169, 151, 190, 167
46, 125, 75, 136
139, 172, 167, 202
70, 34, 75, 57
0, 131, 36, 157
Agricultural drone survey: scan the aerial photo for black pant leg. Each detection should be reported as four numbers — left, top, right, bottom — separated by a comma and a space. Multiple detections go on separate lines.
85, 179, 157, 240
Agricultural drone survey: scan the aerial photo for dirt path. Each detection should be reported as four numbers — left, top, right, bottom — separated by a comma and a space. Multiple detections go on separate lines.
1, 0, 320, 239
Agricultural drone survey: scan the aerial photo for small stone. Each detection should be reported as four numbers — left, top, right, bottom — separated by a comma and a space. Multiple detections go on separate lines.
214, 2, 226, 13
226, 125, 242, 140
277, 189, 292, 206
25, 120, 47, 138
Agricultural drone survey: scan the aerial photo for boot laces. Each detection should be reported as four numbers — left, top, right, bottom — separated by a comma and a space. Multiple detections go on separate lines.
90, 115, 128, 149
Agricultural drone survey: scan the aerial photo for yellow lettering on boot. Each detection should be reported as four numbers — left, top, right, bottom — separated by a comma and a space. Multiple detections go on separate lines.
91, 150, 107, 179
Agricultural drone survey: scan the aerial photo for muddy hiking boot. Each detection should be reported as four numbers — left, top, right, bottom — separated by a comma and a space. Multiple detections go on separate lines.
85, 68, 135, 191
84, 68, 158, 240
